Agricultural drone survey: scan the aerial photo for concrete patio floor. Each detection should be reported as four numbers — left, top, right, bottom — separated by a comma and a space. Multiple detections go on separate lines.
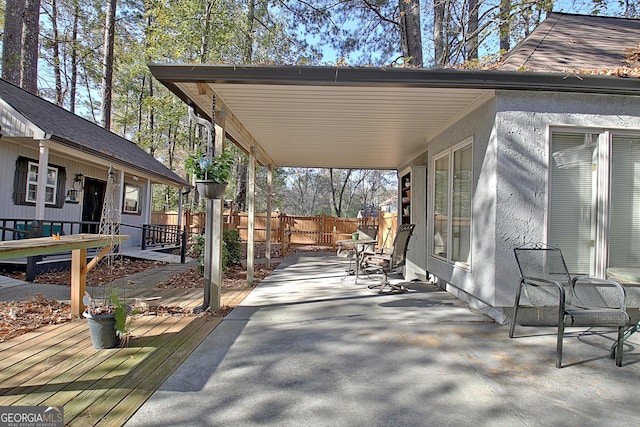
126, 252, 640, 427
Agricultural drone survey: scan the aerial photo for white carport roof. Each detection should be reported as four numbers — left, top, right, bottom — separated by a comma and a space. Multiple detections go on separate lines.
149, 64, 640, 170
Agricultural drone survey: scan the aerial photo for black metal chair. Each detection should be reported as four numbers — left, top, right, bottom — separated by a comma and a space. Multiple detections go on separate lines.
361, 223, 415, 293
509, 243, 629, 367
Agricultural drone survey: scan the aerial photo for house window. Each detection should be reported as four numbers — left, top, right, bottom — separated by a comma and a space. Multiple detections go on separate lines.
13, 157, 66, 208
26, 162, 58, 204
123, 184, 141, 214
549, 130, 640, 277
609, 134, 640, 268
549, 132, 598, 275
433, 138, 473, 265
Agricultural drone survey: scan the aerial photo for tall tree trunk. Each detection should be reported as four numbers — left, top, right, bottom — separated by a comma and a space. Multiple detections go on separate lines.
21, 0, 41, 94
199, 1, 214, 63
233, 161, 248, 212
70, 0, 79, 113
148, 77, 155, 153
244, 0, 256, 63
399, 0, 423, 66
467, 0, 478, 61
499, 0, 511, 56
434, 0, 446, 66
137, 75, 146, 144
2, 0, 24, 85
330, 168, 353, 217
101, 0, 117, 130
51, 0, 63, 105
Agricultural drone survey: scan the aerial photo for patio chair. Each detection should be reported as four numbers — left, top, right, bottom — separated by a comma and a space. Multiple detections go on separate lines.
509, 243, 629, 367
361, 223, 415, 293
337, 225, 379, 274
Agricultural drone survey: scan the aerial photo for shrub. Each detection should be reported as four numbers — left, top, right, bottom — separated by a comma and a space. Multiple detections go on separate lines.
188, 229, 242, 273
223, 229, 242, 266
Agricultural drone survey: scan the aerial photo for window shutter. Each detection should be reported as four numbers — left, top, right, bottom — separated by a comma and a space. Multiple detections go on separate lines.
13, 157, 29, 206
13, 156, 66, 209
55, 167, 66, 208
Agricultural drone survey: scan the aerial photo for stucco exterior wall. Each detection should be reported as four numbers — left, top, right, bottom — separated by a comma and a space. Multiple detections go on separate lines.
426, 96, 499, 309
425, 90, 640, 322
493, 90, 640, 309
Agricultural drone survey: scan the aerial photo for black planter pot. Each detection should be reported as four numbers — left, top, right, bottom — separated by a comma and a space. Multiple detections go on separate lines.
83, 311, 120, 349
195, 181, 227, 199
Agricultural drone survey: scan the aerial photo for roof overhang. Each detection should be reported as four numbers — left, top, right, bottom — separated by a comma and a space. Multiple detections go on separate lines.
149, 64, 640, 170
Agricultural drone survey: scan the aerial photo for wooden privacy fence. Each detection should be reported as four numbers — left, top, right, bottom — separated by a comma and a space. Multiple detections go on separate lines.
151, 211, 398, 250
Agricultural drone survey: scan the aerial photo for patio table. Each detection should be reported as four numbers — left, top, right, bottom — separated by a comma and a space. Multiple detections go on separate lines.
0, 233, 129, 317
336, 238, 377, 284
606, 267, 640, 360
607, 267, 640, 283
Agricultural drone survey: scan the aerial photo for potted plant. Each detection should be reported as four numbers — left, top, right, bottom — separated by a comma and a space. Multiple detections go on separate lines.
185, 148, 234, 199
83, 288, 129, 349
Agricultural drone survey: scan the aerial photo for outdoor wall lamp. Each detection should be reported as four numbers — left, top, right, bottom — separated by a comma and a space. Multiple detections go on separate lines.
73, 174, 84, 192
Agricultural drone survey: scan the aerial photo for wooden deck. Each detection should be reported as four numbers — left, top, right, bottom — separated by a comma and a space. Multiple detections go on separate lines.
0, 286, 253, 426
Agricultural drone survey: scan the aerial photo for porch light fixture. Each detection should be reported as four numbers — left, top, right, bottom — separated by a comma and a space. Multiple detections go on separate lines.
73, 174, 84, 192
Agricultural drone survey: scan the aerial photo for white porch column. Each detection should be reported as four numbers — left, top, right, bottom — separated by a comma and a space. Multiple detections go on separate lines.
265, 164, 273, 269
208, 119, 226, 313
145, 178, 152, 224
35, 140, 50, 221
247, 146, 256, 285
118, 169, 125, 212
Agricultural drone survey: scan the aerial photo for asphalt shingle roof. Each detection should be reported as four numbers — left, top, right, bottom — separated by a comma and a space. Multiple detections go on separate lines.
501, 12, 640, 72
0, 78, 188, 187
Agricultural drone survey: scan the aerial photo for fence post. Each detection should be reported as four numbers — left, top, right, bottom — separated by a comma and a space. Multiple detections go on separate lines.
332, 226, 337, 251
141, 225, 147, 250
279, 214, 285, 255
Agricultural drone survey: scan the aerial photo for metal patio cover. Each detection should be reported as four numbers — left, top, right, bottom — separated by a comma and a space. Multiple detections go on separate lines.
149, 64, 639, 170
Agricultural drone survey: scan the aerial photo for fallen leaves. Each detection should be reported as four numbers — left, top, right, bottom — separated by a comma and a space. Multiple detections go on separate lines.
0, 294, 73, 343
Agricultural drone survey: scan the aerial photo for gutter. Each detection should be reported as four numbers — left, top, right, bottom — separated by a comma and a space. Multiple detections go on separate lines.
148, 63, 640, 96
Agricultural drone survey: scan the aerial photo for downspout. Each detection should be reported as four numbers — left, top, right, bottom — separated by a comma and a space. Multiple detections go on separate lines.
265, 164, 273, 269
247, 146, 256, 285
188, 106, 212, 155
189, 104, 213, 312
192, 98, 225, 313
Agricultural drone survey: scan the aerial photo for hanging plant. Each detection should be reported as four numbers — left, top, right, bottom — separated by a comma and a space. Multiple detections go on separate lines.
185, 148, 234, 183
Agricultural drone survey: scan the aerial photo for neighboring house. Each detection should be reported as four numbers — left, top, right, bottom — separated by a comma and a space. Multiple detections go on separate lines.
0, 78, 189, 250
150, 12, 640, 322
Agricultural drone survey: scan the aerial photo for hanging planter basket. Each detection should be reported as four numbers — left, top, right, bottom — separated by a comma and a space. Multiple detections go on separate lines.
196, 180, 227, 199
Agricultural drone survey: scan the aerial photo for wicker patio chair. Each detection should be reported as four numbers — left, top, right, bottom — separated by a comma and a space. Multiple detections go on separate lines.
509, 243, 629, 367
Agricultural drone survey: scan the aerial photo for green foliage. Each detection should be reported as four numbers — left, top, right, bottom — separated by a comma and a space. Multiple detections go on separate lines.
109, 288, 129, 338
185, 148, 234, 182
223, 229, 242, 266
188, 228, 242, 273
188, 233, 206, 271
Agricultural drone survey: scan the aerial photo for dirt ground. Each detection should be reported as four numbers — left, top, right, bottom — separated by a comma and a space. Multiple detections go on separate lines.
0, 244, 334, 343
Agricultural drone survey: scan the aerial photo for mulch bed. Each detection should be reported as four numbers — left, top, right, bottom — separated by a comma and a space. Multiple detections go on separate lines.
0, 262, 276, 343
0, 244, 333, 343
